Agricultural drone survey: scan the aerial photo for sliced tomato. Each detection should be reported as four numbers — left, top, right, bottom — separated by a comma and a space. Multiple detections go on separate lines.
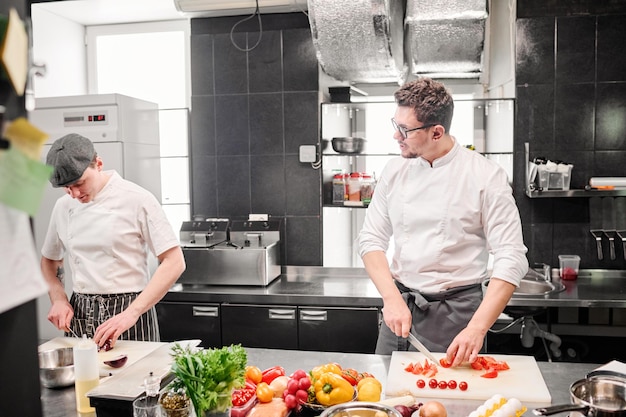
404, 363, 415, 373
481, 369, 499, 378
470, 360, 484, 370
423, 368, 437, 378
439, 358, 452, 368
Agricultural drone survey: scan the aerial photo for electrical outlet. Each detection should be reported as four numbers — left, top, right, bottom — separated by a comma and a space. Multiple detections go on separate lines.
299, 145, 317, 163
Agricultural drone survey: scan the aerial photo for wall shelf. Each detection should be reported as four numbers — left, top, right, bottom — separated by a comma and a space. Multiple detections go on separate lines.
526, 189, 626, 198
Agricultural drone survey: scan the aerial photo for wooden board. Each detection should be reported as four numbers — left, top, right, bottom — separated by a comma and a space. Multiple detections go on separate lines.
385, 351, 551, 405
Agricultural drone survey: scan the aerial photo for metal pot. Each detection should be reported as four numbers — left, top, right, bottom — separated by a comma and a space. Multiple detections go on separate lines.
533, 376, 626, 417
332, 137, 366, 154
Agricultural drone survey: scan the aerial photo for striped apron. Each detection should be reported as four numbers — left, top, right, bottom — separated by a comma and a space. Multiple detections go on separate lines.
65, 292, 160, 342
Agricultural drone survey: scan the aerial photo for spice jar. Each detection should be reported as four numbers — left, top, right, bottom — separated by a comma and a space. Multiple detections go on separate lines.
360, 174, 375, 204
348, 172, 362, 202
332, 172, 346, 204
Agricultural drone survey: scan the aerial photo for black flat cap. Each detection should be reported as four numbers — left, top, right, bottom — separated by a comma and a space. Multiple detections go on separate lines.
46, 133, 96, 188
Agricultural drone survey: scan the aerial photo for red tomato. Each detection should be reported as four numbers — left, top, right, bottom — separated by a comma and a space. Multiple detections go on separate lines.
459, 381, 468, 391
439, 358, 452, 368
438, 380, 447, 389
481, 369, 498, 378
447, 380, 457, 389
428, 379, 438, 389
416, 379, 426, 389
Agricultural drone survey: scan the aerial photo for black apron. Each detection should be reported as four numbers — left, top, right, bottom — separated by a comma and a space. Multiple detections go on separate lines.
375, 281, 483, 355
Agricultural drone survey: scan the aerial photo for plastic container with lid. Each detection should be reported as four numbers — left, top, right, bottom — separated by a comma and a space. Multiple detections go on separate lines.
332, 172, 346, 204
360, 174, 375, 204
348, 172, 362, 202
73, 335, 99, 413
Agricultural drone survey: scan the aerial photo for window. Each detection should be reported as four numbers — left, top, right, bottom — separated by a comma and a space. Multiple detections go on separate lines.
86, 20, 191, 233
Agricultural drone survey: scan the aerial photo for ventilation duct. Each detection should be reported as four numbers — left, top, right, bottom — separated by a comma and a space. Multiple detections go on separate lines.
405, 0, 488, 78
307, 0, 488, 83
307, 0, 407, 84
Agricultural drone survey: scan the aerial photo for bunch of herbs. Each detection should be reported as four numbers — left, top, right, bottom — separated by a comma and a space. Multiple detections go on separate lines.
169, 343, 247, 415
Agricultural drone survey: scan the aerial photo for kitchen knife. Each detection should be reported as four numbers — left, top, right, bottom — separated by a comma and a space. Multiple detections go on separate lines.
602, 197, 616, 260
589, 197, 604, 260
407, 333, 439, 363
615, 197, 626, 260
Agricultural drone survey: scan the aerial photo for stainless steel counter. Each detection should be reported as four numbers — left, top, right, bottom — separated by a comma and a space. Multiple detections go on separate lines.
41, 347, 600, 417
163, 266, 626, 309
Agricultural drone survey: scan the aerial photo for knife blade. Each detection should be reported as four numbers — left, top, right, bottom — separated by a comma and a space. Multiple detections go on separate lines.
407, 333, 439, 363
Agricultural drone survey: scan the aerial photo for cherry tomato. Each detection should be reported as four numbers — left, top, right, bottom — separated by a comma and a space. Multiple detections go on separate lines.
428, 378, 438, 389
438, 380, 447, 389
416, 379, 426, 389
459, 381, 468, 391
439, 358, 452, 368
245, 365, 263, 384
447, 380, 457, 389
256, 382, 274, 403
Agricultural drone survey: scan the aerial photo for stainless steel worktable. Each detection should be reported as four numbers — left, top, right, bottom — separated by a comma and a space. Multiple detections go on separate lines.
41, 347, 600, 417
162, 266, 626, 308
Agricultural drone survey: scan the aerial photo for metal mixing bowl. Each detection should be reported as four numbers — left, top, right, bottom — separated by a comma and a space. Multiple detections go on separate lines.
39, 347, 75, 388
320, 401, 403, 417
332, 137, 366, 154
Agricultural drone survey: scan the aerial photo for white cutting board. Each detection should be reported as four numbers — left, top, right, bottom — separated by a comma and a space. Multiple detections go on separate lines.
39, 337, 166, 377
385, 351, 551, 405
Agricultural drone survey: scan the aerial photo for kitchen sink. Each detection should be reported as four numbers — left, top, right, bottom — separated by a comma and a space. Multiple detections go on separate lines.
482, 268, 565, 298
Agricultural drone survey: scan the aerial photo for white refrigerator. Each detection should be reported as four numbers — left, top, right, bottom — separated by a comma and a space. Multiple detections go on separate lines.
28, 93, 161, 342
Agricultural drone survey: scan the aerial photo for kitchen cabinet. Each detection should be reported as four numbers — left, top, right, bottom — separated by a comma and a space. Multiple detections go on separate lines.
299, 306, 380, 353
155, 301, 221, 348
221, 303, 299, 349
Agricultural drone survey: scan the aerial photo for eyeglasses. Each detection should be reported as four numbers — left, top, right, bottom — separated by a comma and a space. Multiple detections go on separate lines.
391, 118, 435, 140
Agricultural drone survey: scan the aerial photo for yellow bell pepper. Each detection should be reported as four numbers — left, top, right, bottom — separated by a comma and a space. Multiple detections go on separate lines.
310, 363, 343, 381
314, 372, 354, 406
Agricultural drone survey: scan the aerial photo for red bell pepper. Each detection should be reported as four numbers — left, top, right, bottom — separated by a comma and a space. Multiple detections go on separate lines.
261, 365, 285, 384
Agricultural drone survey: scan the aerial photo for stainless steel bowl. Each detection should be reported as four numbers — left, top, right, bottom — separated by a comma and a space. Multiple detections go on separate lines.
332, 137, 366, 154
39, 347, 75, 388
320, 401, 403, 417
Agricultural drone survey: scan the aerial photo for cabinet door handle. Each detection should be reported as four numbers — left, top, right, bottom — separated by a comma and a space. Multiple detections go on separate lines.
300, 310, 327, 321
268, 308, 296, 320
192, 306, 219, 317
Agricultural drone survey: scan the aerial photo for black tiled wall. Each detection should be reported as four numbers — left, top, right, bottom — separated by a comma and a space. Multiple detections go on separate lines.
189, 13, 322, 265
514, 0, 626, 269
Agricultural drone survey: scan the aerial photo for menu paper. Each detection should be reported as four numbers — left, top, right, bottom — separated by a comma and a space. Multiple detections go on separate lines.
0, 8, 28, 96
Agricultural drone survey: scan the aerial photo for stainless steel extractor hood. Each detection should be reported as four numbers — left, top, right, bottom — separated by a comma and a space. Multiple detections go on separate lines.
307, 0, 407, 84
307, 0, 488, 82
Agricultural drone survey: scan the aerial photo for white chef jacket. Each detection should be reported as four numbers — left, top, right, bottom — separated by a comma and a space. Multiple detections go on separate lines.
358, 140, 528, 293
41, 170, 180, 294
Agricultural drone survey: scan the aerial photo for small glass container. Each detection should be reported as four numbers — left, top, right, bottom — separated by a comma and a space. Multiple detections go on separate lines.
348, 172, 362, 202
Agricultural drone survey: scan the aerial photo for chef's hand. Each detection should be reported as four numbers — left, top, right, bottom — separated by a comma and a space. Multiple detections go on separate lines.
382, 296, 413, 338
48, 300, 74, 332
94, 309, 140, 349
445, 325, 485, 367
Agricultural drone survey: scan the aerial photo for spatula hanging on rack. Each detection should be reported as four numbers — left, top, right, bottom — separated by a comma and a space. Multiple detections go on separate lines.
602, 197, 617, 260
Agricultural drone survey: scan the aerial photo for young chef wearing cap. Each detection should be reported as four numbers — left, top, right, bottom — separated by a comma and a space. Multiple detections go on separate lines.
358, 78, 528, 366
40, 133, 185, 349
